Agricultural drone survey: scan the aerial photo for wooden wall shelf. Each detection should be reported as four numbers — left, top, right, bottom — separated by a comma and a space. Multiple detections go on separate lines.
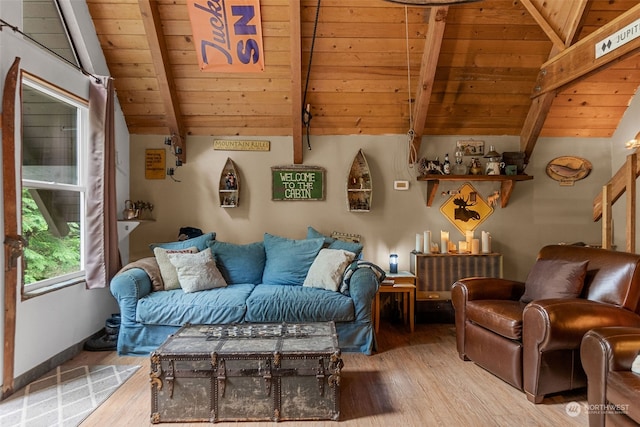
417, 174, 533, 208
347, 149, 372, 212
219, 158, 240, 208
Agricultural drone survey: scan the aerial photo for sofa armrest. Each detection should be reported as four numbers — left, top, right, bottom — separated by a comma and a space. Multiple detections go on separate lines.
523, 299, 640, 352
581, 327, 640, 427
110, 268, 153, 324
347, 267, 380, 322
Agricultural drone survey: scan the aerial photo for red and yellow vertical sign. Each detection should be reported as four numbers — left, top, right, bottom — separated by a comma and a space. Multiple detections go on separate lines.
187, 0, 264, 72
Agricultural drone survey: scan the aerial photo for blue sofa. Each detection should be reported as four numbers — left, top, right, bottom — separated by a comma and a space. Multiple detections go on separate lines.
110, 230, 381, 356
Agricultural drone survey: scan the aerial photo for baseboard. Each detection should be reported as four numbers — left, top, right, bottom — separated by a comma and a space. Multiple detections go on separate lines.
6, 333, 96, 400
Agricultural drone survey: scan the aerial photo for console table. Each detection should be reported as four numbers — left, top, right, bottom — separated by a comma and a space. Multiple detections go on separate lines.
409, 252, 503, 301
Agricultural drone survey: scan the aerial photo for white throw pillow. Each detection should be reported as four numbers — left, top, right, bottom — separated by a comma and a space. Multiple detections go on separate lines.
303, 249, 355, 292
167, 248, 227, 293
154, 246, 198, 290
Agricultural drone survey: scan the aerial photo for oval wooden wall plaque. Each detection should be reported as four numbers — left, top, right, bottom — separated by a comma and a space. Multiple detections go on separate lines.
546, 156, 592, 186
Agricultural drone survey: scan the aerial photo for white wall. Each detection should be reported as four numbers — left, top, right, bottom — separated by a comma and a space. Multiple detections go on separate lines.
128, 132, 609, 282
0, 0, 130, 379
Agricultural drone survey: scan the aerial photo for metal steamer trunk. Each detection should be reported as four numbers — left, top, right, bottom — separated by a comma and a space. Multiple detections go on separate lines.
150, 322, 343, 423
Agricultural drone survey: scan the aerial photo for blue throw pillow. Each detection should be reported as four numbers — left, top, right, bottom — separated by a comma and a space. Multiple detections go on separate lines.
262, 233, 324, 286
149, 232, 215, 252
208, 240, 265, 285
307, 226, 334, 246
306, 226, 363, 257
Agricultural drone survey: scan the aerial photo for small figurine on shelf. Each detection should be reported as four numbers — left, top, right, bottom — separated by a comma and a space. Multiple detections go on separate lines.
452, 149, 468, 175
469, 158, 483, 175
225, 171, 237, 190
443, 153, 451, 175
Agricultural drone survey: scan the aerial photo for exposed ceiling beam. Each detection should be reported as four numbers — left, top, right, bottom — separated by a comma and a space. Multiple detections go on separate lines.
138, 0, 186, 163
290, 1, 303, 164
519, 0, 590, 160
410, 6, 448, 163
533, 3, 640, 97
519, 0, 565, 52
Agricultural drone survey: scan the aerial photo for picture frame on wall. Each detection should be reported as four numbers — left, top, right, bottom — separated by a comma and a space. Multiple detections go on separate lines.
456, 140, 485, 156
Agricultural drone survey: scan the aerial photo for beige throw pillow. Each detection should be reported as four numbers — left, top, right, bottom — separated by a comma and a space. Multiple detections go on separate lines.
154, 246, 198, 290
167, 248, 227, 293
303, 249, 355, 292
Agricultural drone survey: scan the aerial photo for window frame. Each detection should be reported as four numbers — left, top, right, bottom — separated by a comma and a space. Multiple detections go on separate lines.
20, 73, 88, 297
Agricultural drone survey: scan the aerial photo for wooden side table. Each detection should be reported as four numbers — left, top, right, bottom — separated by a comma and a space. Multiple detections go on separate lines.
373, 271, 416, 333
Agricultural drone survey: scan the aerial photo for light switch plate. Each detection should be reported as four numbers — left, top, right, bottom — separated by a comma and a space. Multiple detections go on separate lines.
394, 180, 409, 190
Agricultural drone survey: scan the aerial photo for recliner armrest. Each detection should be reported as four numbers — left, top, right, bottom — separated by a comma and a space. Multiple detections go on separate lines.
452, 277, 525, 303
452, 277, 525, 361
524, 299, 640, 352
581, 327, 640, 427
583, 326, 640, 373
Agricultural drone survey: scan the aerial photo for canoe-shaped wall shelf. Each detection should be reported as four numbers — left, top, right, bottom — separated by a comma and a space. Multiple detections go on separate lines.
219, 158, 240, 208
347, 149, 372, 212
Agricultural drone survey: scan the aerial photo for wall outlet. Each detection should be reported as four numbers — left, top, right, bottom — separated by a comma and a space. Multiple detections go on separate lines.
394, 180, 409, 190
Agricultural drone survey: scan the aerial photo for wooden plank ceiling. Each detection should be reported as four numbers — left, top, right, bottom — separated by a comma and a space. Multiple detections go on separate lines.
86, 0, 640, 163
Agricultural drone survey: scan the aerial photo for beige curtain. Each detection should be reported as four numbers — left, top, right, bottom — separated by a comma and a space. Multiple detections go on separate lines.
86, 76, 120, 289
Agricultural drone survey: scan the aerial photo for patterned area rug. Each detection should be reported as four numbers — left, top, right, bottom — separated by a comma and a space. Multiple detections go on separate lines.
0, 365, 140, 427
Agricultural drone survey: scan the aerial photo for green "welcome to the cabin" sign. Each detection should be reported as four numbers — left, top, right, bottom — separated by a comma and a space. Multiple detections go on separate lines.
271, 166, 325, 201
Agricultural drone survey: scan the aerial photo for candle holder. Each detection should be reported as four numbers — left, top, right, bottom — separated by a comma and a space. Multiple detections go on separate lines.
389, 253, 398, 274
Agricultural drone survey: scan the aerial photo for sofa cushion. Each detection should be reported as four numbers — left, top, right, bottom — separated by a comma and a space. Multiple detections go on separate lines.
303, 249, 355, 292
245, 285, 355, 323
149, 232, 215, 252
307, 226, 363, 257
520, 259, 589, 303
262, 233, 324, 286
167, 249, 227, 293
153, 246, 198, 290
208, 240, 265, 285
466, 300, 526, 340
136, 283, 255, 326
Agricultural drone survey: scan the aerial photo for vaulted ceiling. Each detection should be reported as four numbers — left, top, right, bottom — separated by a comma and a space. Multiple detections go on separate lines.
85, 0, 640, 164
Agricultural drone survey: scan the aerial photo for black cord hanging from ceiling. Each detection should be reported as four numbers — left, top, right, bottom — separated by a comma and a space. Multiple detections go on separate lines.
0, 18, 102, 83
302, 0, 321, 150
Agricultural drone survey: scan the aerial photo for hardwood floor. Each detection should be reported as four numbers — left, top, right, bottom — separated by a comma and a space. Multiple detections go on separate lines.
69, 323, 588, 427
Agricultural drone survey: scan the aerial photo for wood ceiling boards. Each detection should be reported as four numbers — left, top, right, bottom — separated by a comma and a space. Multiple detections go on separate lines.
85, 0, 640, 163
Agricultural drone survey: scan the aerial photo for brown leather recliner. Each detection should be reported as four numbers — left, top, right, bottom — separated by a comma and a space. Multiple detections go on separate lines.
581, 327, 640, 427
451, 245, 640, 403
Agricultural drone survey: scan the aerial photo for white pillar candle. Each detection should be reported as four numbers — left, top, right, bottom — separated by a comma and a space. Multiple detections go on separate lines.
481, 231, 491, 253
459, 241, 467, 253
416, 233, 423, 252
465, 230, 474, 247
440, 231, 449, 254
471, 238, 480, 254
424, 231, 432, 254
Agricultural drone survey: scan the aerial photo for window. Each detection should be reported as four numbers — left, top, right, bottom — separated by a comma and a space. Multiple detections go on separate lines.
21, 75, 87, 293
